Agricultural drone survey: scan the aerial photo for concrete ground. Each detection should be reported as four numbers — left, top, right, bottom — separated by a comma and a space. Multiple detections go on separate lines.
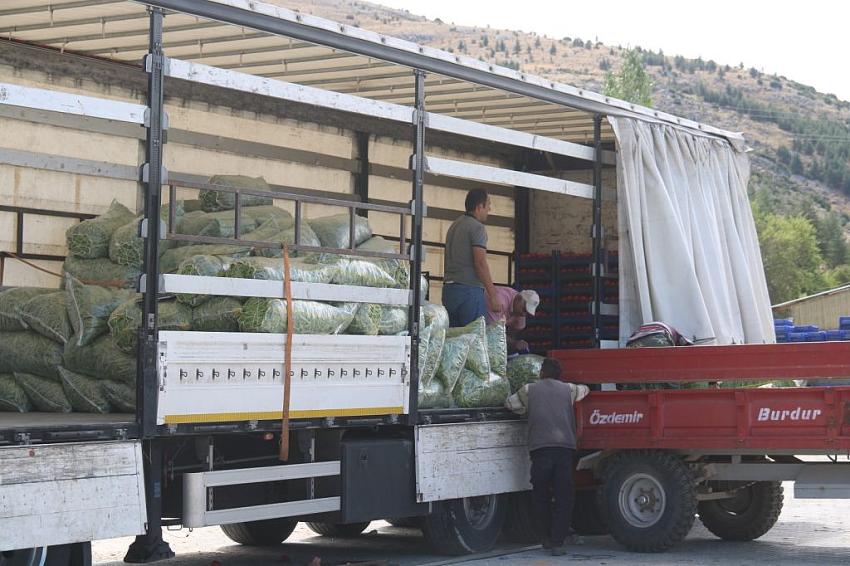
94, 483, 849, 566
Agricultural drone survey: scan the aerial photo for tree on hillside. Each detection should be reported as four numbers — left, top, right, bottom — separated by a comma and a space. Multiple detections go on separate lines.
752, 204, 828, 303
603, 48, 653, 106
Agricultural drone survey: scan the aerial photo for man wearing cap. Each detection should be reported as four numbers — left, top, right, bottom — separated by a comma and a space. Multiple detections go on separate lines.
486, 286, 540, 352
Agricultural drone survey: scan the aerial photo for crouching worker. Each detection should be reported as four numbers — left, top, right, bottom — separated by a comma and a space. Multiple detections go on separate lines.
485, 286, 539, 352
505, 357, 589, 556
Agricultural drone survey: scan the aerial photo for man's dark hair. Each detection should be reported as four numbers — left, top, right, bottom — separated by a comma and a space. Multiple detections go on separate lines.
465, 189, 488, 213
539, 357, 562, 380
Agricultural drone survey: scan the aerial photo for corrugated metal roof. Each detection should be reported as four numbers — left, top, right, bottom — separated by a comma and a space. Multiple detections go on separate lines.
0, 0, 743, 146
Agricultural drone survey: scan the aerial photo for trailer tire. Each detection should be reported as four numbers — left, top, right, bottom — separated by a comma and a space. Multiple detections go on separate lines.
422, 495, 506, 555
598, 450, 696, 553
1, 543, 91, 566
501, 491, 537, 543
220, 518, 298, 546
305, 522, 371, 538
572, 489, 608, 536
698, 481, 784, 541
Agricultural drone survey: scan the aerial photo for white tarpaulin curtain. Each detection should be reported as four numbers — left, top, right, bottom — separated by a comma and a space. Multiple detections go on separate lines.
610, 117, 774, 345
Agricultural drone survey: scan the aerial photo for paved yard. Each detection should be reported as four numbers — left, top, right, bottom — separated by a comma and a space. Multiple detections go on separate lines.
94, 482, 849, 566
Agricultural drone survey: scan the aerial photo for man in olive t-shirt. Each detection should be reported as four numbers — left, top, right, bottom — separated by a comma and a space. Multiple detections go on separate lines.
442, 189, 499, 327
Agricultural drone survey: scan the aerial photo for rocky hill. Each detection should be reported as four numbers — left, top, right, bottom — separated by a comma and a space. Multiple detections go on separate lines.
272, 0, 850, 231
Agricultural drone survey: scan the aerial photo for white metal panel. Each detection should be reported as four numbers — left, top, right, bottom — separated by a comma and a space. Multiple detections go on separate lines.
0, 82, 147, 124
202, 461, 340, 487
182, 461, 342, 526
415, 421, 530, 502
198, 497, 340, 527
157, 331, 410, 424
167, 58, 413, 124
0, 441, 146, 551
159, 274, 411, 305
423, 156, 595, 199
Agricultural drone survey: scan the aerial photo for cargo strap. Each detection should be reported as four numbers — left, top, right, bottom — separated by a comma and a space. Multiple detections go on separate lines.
279, 244, 294, 461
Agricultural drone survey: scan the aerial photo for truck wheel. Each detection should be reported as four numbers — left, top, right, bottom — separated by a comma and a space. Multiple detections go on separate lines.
698, 481, 784, 541
1, 543, 91, 566
422, 495, 506, 555
572, 489, 608, 535
598, 451, 696, 552
386, 518, 421, 528
305, 521, 370, 537
220, 518, 298, 546
501, 491, 537, 543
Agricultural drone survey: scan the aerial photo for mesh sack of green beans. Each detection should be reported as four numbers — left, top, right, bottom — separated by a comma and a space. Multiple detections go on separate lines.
238, 298, 355, 335
418, 323, 431, 376
418, 377, 453, 409
357, 236, 405, 281
200, 175, 274, 212
63, 334, 136, 384
247, 218, 322, 258
159, 244, 252, 273
66, 200, 135, 259
101, 379, 136, 413
108, 203, 186, 268
14, 372, 71, 413
108, 298, 191, 354
16, 291, 72, 345
192, 296, 243, 332
0, 331, 63, 380
0, 287, 54, 330
308, 213, 372, 249
421, 327, 445, 387
422, 303, 449, 332
342, 303, 382, 335
486, 321, 508, 377
379, 306, 408, 335
436, 333, 475, 392
63, 257, 141, 289
224, 257, 339, 283
66, 275, 135, 346
453, 370, 512, 408
58, 366, 110, 414
446, 317, 491, 378
333, 260, 398, 288
506, 353, 544, 393
175, 254, 238, 307
0, 373, 31, 412
180, 206, 292, 241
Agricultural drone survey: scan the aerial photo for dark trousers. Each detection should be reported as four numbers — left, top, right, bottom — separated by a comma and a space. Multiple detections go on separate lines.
530, 447, 575, 546
441, 282, 486, 327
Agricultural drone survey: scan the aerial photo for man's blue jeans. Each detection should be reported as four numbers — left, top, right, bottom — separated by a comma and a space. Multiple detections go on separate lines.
442, 282, 486, 327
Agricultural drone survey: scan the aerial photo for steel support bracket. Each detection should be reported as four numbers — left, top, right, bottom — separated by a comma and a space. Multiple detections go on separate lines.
143, 53, 171, 76
140, 163, 169, 184
139, 217, 167, 240
143, 107, 170, 131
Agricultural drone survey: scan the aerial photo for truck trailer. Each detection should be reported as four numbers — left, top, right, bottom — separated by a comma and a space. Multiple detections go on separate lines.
2, 1, 843, 564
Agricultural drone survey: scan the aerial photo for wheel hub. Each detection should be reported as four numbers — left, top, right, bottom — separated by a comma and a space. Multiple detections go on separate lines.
619, 473, 666, 528
462, 495, 497, 529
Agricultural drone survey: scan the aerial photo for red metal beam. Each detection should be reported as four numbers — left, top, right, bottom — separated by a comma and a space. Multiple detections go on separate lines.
551, 342, 850, 384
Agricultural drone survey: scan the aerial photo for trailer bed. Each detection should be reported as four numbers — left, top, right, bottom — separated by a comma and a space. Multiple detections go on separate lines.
553, 342, 850, 453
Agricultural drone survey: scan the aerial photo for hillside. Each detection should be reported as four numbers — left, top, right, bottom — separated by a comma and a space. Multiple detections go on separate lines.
273, 0, 850, 220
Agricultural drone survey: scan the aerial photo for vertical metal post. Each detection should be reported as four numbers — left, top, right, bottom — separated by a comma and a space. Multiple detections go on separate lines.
137, 7, 167, 438
125, 8, 175, 563
407, 69, 427, 423
353, 131, 370, 217
591, 114, 604, 348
